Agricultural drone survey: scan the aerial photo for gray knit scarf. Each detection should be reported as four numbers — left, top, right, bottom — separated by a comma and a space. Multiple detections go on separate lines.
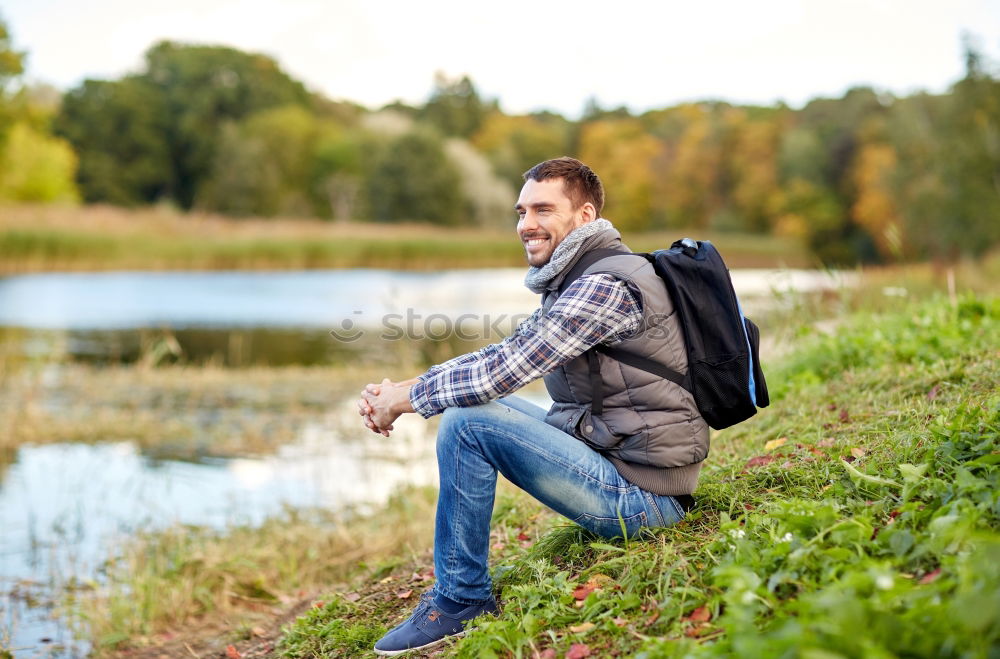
524, 218, 614, 294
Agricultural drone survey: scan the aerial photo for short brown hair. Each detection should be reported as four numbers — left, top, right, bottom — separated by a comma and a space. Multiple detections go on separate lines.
523, 157, 604, 216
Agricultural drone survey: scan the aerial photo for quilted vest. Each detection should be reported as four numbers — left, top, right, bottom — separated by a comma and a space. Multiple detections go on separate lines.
540, 229, 709, 495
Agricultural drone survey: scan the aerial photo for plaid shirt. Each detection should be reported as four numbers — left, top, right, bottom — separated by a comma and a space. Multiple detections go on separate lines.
409, 273, 642, 418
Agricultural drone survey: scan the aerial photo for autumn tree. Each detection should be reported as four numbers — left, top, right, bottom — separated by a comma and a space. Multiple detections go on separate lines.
578, 118, 662, 230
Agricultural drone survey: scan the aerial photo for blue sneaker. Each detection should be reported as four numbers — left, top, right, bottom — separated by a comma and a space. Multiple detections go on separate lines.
373, 590, 498, 656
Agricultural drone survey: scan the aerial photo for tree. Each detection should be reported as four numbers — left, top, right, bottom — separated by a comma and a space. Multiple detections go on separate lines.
578, 118, 662, 230
55, 77, 172, 204
56, 41, 312, 208
0, 16, 25, 141
366, 130, 464, 225
472, 112, 570, 187
0, 122, 78, 202
199, 105, 333, 217
420, 73, 495, 138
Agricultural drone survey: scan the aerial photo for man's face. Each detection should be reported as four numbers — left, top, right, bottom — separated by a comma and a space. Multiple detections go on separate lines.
515, 178, 596, 267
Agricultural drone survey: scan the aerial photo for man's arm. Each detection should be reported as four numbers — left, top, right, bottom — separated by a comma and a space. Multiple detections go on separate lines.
415, 308, 543, 381
408, 273, 641, 418
358, 309, 544, 433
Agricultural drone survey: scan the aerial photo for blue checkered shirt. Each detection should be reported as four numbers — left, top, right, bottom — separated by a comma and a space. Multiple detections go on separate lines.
409, 274, 642, 418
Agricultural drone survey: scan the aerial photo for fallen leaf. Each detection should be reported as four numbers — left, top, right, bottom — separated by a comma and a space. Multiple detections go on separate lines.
839, 409, 851, 423
684, 623, 713, 638
396, 589, 413, 599
919, 568, 942, 584
226, 645, 241, 659
517, 531, 531, 541
491, 541, 506, 551
827, 403, 838, 411
251, 626, 266, 638
312, 601, 325, 609
781, 460, 794, 469
573, 599, 586, 608
537, 650, 557, 659
643, 610, 660, 627
343, 592, 361, 602
843, 454, 857, 463
809, 447, 826, 457
764, 437, 787, 451
568, 622, 595, 634
927, 384, 940, 401
379, 576, 394, 584
818, 438, 835, 447
565, 644, 592, 659
850, 447, 866, 459
572, 583, 598, 601
612, 617, 628, 627
684, 606, 712, 623
589, 574, 613, 587
745, 455, 775, 469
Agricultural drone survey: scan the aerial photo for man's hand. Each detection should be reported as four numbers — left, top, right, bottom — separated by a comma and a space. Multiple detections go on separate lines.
357, 378, 416, 436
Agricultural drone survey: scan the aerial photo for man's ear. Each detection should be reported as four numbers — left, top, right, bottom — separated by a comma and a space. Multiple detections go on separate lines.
579, 202, 597, 224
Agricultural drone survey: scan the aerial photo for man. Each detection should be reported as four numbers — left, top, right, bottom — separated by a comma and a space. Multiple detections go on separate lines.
358, 157, 708, 656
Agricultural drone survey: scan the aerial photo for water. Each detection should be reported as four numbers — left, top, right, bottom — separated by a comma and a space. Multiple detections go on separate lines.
0, 411, 441, 657
0, 268, 851, 366
0, 266, 851, 655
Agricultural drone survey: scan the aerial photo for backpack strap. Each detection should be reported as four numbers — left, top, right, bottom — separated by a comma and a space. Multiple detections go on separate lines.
555, 248, 691, 417
596, 345, 689, 391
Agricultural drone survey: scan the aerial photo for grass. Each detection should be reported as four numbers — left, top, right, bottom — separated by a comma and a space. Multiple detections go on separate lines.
0, 203, 811, 272
276, 294, 999, 658
67, 489, 440, 655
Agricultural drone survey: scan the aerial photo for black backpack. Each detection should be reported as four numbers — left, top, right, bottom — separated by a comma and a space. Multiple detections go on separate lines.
559, 238, 769, 430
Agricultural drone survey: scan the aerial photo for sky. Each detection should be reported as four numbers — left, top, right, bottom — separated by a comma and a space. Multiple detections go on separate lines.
4, 0, 999, 117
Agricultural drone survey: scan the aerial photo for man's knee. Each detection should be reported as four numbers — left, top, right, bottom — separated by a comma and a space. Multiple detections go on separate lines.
437, 404, 498, 454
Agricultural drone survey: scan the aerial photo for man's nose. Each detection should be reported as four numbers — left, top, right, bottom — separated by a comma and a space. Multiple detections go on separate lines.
518, 212, 539, 233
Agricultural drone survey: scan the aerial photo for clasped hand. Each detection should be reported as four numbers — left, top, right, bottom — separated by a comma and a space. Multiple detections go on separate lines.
357, 378, 413, 437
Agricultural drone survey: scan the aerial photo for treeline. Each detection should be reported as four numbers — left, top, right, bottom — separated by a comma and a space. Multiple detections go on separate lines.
1, 18, 998, 264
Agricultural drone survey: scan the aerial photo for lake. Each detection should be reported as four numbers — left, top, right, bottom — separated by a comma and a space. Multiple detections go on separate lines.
0, 267, 851, 656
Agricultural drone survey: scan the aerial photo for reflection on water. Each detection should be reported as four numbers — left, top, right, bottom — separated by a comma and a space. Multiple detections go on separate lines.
0, 403, 441, 657
0, 325, 487, 368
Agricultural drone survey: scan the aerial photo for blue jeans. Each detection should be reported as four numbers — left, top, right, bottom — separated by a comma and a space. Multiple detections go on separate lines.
433, 395, 687, 605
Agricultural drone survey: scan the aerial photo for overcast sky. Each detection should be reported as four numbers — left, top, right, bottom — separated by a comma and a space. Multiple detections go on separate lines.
5, 0, 999, 117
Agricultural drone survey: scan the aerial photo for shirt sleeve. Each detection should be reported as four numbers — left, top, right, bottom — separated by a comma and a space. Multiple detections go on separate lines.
409, 273, 642, 418
416, 308, 544, 381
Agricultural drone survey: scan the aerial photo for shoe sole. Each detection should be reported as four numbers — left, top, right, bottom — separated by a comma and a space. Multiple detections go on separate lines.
372, 630, 466, 656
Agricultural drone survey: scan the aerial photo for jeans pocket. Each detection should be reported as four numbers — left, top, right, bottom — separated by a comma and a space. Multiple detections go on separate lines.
572, 510, 646, 539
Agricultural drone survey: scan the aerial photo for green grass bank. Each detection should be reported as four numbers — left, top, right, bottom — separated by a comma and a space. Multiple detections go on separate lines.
278, 295, 999, 658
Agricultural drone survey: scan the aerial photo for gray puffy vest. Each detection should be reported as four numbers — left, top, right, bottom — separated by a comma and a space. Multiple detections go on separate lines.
541, 230, 709, 495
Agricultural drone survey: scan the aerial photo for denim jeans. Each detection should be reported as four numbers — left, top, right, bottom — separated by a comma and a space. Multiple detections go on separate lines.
433, 395, 687, 605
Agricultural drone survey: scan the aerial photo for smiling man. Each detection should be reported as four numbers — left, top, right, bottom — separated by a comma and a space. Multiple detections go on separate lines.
359, 157, 707, 656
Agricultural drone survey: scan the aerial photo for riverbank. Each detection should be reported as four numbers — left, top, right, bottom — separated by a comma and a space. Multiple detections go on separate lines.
279, 294, 1000, 658
38, 290, 996, 658
0, 204, 810, 272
